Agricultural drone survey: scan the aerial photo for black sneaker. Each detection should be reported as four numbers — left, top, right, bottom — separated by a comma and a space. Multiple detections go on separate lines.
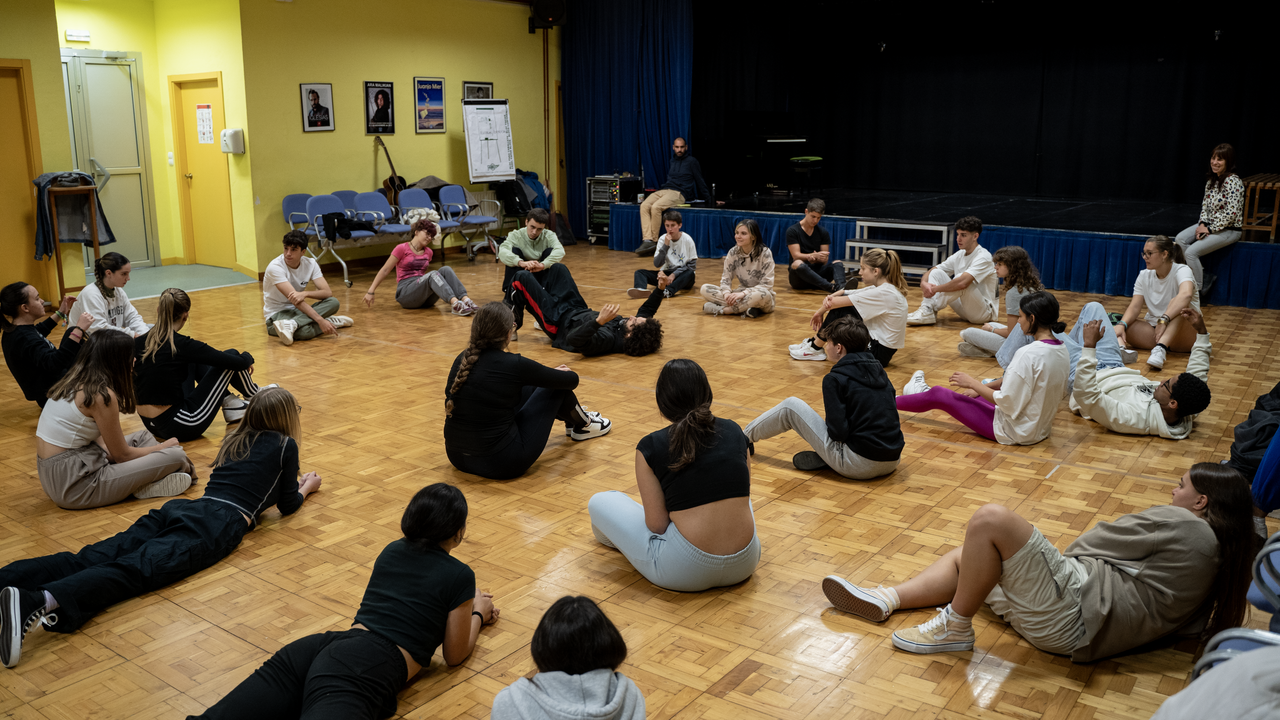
1, 586, 56, 668
843, 276, 861, 291
1201, 273, 1217, 299
793, 451, 828, 471
745, 307, 765, 319
635, 240, 658, 257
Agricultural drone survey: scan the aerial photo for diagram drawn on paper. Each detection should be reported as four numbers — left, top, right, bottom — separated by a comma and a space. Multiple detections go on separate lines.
462, 99, 516, 183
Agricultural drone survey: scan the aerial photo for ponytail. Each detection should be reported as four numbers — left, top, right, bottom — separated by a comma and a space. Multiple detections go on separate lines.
861, 248, 908, 295
1147, 235, 1186, 266
1018, 291, 1064, 335
445, 302, 513, 417
655, 359, 717, 471
0, 282, 30, 333
141, 288, 191, 363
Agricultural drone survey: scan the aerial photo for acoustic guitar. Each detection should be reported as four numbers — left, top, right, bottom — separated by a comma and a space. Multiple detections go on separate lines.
374, 136, 407, 206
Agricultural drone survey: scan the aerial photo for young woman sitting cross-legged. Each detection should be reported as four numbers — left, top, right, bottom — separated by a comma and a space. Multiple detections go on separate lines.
789, 247, 908, 367
821, 463, 1256, 661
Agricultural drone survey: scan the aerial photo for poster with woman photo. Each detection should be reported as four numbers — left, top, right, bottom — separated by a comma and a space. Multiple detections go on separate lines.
300, 83, 334, 132
364, 81, 394, 134
414, 77, 445, 133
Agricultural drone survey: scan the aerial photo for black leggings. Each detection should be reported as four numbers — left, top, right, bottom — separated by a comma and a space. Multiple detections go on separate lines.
445, 386, 587, 480
188, 629, 407, 720
141, 364, 260, 442
820, 305, 897, 367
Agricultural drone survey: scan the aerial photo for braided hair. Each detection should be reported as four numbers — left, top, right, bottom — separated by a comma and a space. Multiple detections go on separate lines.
445, 302, 514, 417
656, 359, 717, 472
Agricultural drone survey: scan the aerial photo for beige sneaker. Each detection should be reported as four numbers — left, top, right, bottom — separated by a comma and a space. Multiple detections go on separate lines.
891, 606, 975, 654
822, 577, 892, 621
134, 472, 193, 500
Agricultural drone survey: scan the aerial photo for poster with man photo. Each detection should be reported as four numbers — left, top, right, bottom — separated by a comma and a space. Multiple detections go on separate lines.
300, 83, 333, 132
365, 81, 394, 134
414, 77, 445, 133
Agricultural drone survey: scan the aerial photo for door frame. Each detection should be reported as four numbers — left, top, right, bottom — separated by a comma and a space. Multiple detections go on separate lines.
60, 48, 162, 270
169, 71, 229, 265
0, 58, 58, 296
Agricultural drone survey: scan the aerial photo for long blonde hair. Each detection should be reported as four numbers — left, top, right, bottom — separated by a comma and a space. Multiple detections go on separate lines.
213, 387, 302, 467
141, 288, 190, 364
861, 248, 908, 295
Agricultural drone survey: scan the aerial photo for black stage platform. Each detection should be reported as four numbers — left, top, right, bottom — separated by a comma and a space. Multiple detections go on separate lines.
724, 188, 1202, 239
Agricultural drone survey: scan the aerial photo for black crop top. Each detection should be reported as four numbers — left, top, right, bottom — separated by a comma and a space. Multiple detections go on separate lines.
353, 539, 476, 666
636, 417, 751, 512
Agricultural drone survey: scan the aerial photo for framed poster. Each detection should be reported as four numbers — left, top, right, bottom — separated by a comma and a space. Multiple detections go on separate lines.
364, 81, 394, 134
414, 77, 445, 134
463, 81, 493, 100
300, 83, 333, 132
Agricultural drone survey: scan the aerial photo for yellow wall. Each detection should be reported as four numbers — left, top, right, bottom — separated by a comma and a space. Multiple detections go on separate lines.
0, 0, 73, 295
153, 0, 254, 274
238, 0, 562, 269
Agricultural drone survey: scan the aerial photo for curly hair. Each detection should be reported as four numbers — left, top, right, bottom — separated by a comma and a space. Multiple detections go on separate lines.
992, 246, 1043, 294
410, 217, 438, 238
445, 302, 513, 417
955, 216, 983, 235
1170, 372, 1212, 419
622, 319, 663, 356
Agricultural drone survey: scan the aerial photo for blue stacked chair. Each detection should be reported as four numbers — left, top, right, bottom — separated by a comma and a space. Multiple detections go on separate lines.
438, 184, 500, 261
283, 194, 313, 235
355, 192, 412, 235
331, 190, 358, 214
399, 188, 459, 259
305, 194, 374, 288
1192, 530, 1280, 678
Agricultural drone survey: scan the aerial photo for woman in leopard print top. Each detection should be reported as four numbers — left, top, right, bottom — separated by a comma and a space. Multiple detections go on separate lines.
1174, 143, 1244, 293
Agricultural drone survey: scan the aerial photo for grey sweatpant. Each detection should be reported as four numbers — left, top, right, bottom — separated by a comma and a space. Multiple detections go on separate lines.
1175, 223, 1241, 287
745, 396, 899, 480
37, 430, 193, 510
396, 267, 469, 309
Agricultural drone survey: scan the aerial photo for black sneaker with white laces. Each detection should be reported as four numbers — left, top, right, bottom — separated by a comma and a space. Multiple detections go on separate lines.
1, 586, 56, 668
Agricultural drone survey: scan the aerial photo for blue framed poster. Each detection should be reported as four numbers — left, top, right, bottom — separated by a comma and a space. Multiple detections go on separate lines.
414, 77, 445, 134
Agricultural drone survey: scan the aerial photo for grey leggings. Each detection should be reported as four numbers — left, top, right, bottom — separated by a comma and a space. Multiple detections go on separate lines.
959, 322, 1009, 356
395, 267, 468, 309
745, 396, 899, 480
1175, 223, 1241, 287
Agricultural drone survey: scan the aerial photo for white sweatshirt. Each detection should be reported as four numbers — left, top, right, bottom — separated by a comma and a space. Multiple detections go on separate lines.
68, 283, 148, 336
1070, 334, 1211, 439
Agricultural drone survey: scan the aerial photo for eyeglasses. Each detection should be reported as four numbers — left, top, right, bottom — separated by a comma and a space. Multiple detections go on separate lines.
1140, 250, 1159, 258
296, 405, 303, 413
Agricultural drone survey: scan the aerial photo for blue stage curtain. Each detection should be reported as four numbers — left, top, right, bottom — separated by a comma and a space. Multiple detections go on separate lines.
609, 205, 1280, 309
563, 0, 693, 235
638, 0, 693, 189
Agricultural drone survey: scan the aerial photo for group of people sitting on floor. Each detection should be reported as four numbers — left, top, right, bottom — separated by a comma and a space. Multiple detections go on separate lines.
0, 144, 1265, 718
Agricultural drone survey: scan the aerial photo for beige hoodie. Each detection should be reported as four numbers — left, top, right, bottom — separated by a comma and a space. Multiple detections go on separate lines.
1070, 333, 1211, 440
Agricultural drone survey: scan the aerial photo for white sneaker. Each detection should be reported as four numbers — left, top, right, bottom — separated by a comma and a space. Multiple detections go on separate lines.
790, 338, 827, 361
1147, 345, 1167, 370
134, 472, 193, 499
273, 319, 297, 346
788, 338, 811, 352
703, 302, 724, 316
222, 396, 248, 423
902, 370, 930, 396
566, 407, 606, 436
822, 577, 893, 622
569, 415, 612, 441
327, 315, 354, 329
1119, 346, 1138, 364
891, 606, 975, 654
906, 307, 937, 326
957, 341, 992, 357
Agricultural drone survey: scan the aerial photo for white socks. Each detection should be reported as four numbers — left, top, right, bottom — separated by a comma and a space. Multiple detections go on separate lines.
943, 604, 973, 628
43, 590, 59, 612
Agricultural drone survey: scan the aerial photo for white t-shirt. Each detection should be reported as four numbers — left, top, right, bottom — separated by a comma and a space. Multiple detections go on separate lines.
1133, 263, 1200, 325
262, 254, 323, 319
843, 282, 908, 349
992, 339, 1070, 445
938, 246, 998, 306
656, 231, 697, 272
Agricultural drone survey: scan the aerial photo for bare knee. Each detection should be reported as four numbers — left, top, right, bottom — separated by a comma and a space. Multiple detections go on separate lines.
967, 503, 1019, 536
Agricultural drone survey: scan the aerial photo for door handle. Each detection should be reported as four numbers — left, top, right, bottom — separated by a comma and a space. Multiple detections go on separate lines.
184, 173, 193, 179
89, 157, 112, 191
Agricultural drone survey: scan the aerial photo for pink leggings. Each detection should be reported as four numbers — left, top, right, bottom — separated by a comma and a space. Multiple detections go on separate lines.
895, 386, 997, 440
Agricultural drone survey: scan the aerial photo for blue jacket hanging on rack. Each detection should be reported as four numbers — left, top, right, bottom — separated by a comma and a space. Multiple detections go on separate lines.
33, 171, 117, 260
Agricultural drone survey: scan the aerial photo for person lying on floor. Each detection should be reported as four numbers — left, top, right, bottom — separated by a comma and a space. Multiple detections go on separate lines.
508, 263, 664, 357
821, 462, 1256, 662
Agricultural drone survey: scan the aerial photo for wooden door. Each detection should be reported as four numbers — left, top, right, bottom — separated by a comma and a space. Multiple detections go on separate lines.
0, 63, 54, 299
172, 76, 235, 269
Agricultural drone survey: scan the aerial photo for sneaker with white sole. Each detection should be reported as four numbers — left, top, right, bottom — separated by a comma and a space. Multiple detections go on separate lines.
1146, 344, 1167, 370
1119, 346, 1138, 364
463, 298, 480, 313
957, 341, 992, 357
790, 338, 827, 361
703, 302, 724, 315
222, 396, 249, 423
788, 337, 812, 353
134, 472, 193, 500
627, 288, 650, 299
906, 307, 937, 326
902, 370, 931, 396
451, 299, 473, 316
273, 319, 298, 346
327, 315, 354, 329
1, 586, 57, 668
891, 605, 975, 654
822, 577, 893, 622
569, 415, 612, 441
566, 408, 607, 436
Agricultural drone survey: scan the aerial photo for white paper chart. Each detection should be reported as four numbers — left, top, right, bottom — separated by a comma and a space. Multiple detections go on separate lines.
196, 104, 214, 144
462, 99, 516, 183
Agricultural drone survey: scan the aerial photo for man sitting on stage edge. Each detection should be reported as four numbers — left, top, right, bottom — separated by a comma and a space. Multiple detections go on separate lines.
630, 210, 698, 299
636, 137, 712, 256
497, 208, 565, 294
787, 198, 847, 292
263, 230, 353, 346
906, 215, 998, 326
1072, 307, 1212, 439
509, 263, 664, 357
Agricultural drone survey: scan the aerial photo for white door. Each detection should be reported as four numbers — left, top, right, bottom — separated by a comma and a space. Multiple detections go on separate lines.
61, 50, 159, 270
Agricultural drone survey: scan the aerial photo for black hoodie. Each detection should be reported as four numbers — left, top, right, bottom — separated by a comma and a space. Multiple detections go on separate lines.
823, 350, 904, 462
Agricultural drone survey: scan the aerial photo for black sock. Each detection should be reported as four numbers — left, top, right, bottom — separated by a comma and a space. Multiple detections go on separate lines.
1156, 342, 1169, 350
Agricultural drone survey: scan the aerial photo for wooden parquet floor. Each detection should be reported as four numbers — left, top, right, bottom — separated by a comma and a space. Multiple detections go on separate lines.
1, 244, 1276, 720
